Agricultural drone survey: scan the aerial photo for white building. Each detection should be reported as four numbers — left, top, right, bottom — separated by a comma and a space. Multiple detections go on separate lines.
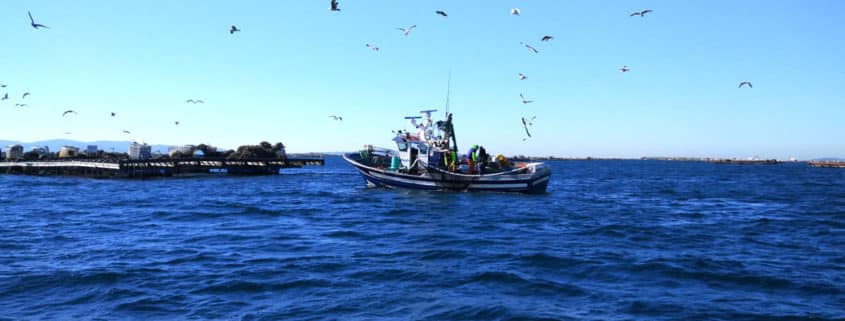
58, 146, 80, 158
129, 142, 152, 160
6, 145, 23, 160
168, 145, 194, 157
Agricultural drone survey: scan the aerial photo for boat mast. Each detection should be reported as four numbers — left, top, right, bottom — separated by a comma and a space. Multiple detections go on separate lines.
444, 71, 451, 118
444, 72, 457, 152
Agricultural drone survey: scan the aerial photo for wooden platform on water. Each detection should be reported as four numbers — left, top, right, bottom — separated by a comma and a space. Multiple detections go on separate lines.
709, 159, 778, 165
0, 156, 324, 178
808, 161, 845, 168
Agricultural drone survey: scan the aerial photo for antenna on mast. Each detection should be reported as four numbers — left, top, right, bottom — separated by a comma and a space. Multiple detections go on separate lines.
444, 71, 451, 117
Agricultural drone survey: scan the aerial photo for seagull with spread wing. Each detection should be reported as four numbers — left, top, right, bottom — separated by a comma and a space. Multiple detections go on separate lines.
435, 10, 448, 17
738, 81, 753, 88
520, 42, 539, 54
330, 0, 340, 11
518, 73, 527, 80
329, 115, 343, 121
630, 9, 653, 17
230, 25, 240, 34
520, 93, 534, 104
397, 25, 416, 37
28, 11, 49, 29
62, 110, 77, 116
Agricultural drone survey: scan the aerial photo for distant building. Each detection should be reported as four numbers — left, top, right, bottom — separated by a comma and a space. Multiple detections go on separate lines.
0, 147, 4, 160
30, 146, 49, 159
58, 146, 80, 158
129, 142, 152, 160
86, 145, 98, 156
168, 145, 194, 158
6, 145, 23, 160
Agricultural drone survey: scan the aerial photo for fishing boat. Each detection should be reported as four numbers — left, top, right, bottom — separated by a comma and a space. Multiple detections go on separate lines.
343, 110, 551, 193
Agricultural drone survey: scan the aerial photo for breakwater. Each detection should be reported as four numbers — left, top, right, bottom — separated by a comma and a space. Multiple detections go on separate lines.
0, 156, 323, 178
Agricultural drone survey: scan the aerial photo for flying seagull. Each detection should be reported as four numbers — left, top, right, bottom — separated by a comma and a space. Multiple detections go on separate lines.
0, 84, 6, 88
230, 25, 240, 34
520, 93, 534, 104
185, 99, 204, 104
738, 81, 752, 88
435, 10, 448, 17
366, 43, 379, 51
122, 130, 131, 134
397, 25, 416, 37
511, 8, 521, 16
28, 11, 49, 29
15, 103, 27, 107
521, 117, 534, 138
110, 112, 116, 117
330, 0, 340, 11
630, 9, 653, 17
62, 110, 77, 116
174, 121, 180, 126
518, 73, 527, 80
329, 115, 343, 121
1, 93, 7, 100
541, 35, 553, 42
520, 42, 539, 54
619, 65, 630, 72
22, 92, 30, 99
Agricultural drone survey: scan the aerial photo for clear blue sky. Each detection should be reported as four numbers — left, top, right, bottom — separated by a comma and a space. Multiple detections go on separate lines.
1, 1, 843, 159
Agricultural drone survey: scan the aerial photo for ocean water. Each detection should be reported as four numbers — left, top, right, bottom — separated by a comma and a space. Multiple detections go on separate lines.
0, 157, 843, 320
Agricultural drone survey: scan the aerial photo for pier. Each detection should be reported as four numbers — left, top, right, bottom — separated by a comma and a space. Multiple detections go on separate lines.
0, 156, 324, 178
808, 161, 845, 168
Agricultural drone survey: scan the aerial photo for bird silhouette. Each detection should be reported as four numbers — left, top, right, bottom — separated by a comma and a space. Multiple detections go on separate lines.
62, 110, 77, 116
15, 103, 27, 107
630, 9, 653, 17
22, 92, 30, 99
738, 81, 753, 88
1, 93, 7, 100
329, 115, 343, 121
541, 35, 553, 42
28, 11, 49, 29
0, 84, 6, 88
122, 130, 131, 134
435, 10, 448, 17
185, 99, 204, 104
397, 25, 416, 37
620, 65, 630, 72
366, 43, 380, 51
520, 42, 539, 54
110, 112, 116, 117
511, 8, 521, 16
521, 117, 534, 138
330, 0, 340, 11
230, 25, 240, 34
518, 73, 527, 80
520, 93, 534, 104
174, 121, 180, 126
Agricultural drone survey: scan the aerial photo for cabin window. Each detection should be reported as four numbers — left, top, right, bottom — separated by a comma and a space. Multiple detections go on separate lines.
396, 142, 408, 151
418, 144, 428, 154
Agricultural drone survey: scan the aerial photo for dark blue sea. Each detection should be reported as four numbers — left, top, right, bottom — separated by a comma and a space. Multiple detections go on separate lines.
1, 157, 843, 320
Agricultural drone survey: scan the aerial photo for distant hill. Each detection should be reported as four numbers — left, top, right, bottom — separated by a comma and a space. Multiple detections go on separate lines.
0, 139, 170, 154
